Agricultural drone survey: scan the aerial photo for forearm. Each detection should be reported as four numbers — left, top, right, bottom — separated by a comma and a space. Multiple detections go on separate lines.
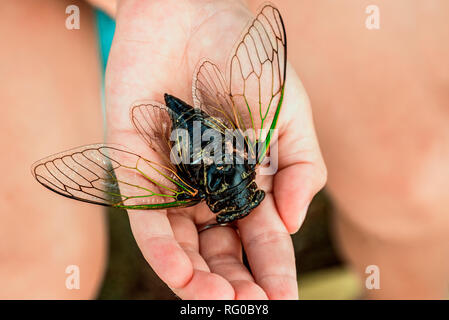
0, 0, 106, 299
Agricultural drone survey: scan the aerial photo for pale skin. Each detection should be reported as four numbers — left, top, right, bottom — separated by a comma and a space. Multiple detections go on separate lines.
275, 0, 449, 298
0, 0, 106, 299
0, 0, 324, 300
104, 0, 326, 299
101, 0, 449, 299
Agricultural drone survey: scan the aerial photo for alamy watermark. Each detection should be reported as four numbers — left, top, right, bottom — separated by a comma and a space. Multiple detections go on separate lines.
65, 5, 80, 30
365, 5, 380, 30
365, 264, 380, 290
65, 264, 80, 290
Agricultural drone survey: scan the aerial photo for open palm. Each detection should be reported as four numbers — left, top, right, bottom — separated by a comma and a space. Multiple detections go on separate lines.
105, 0, 326, 299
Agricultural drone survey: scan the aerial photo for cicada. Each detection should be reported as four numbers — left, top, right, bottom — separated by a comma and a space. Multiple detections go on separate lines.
32, 4, 286, 224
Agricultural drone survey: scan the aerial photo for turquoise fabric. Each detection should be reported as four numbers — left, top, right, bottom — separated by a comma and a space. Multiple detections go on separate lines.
95, 10, 116, 134
95, 10, 116, 72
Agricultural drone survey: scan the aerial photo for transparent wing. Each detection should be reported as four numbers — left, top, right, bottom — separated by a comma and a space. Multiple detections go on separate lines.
130, 101, 175, 171
193, 59, 236, 132
192, 3, 287, 164
228, 3, 286, 162
32, 144, 200, 210
131, 101, 199, 180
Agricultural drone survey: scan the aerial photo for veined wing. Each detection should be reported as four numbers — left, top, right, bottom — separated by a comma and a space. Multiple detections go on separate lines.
193, 59, 237, 133
228, 3, 286, 163
192, 3, 287, 164
130, 101, 175, 171
131, 101, 198, 181
32, 144, 200, 210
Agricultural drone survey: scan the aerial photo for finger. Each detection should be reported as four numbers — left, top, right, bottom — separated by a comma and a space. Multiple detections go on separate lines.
128, 210, 194, 289
168, 211, 235, 300
168, 212, 209, 272
238, 195, 298, 300
274, 161, 325, 233
200, 226, 268, 300
275, 67, 327, 233
172, 269, 235, 300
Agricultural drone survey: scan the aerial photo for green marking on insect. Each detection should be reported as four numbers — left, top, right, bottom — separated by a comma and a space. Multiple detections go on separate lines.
258, 85, 284, 164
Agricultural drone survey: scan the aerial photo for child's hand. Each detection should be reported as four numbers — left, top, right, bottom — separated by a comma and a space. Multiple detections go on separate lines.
105, 0, 326, 299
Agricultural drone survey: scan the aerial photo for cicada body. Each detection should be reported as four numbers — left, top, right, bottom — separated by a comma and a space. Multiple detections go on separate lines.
163, 94, 265, 223
32, 4, 286, 224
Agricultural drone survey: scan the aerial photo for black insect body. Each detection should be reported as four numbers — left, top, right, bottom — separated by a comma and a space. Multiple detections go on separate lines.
165, 94, 265, 223
32, 4, 286, 224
